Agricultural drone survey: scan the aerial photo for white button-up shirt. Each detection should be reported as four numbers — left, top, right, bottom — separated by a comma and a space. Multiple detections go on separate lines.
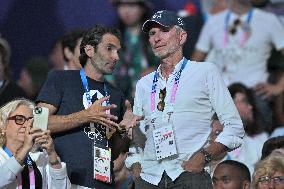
132, 58, 244, 185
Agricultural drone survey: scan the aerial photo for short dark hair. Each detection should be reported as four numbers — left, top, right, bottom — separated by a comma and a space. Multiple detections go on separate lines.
79, 25, 121, 67
218, 160, 251, 182
61, 29, 85, 62
228, 82, 263, 136
261, 136, 284, 159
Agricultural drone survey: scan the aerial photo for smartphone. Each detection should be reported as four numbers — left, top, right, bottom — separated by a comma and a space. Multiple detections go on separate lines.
32, 107, 49, 131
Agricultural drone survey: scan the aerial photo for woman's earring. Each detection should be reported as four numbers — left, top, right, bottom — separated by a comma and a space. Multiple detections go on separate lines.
0, 130, 5, 144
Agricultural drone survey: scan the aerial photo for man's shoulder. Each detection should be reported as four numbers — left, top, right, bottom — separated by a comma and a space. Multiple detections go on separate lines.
206, 9, 228, 23
48, 69, 80, 78
138, 71, 156, 83
253, 8, 280, 21
189, 61, 217, 70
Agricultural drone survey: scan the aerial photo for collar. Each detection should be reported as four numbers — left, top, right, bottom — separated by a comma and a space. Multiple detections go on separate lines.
156, 57, 186, 80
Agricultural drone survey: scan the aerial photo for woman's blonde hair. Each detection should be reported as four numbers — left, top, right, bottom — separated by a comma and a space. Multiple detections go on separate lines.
0, 98, 35, 146
252, 151, 284, 189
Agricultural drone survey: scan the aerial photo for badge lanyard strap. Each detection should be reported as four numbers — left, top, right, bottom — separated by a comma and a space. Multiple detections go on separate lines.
151, 58, 188, 112
223, 9, 253, 47
3, 145, 35, 189
80, 69, 110, 146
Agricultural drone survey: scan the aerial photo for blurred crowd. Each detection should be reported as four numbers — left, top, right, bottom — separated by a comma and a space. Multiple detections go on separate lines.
0, 0, 284, 189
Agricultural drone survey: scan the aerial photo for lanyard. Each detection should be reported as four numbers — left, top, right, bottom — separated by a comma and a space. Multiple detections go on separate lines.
80, 68, 110, 108
151, 58, 188, 112
3, 145, 35, 189
223, 9, 253, 47
80, 68, 111, 144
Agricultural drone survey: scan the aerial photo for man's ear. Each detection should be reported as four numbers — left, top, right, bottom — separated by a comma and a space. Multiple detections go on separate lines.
179, 31, 187, 46
242, 180, 250, 189
63, 47, 73, 61
84, 45, 94, 58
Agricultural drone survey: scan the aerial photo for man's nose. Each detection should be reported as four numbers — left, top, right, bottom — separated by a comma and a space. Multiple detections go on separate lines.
112, 51, 120, 62
268, 180, 276, 189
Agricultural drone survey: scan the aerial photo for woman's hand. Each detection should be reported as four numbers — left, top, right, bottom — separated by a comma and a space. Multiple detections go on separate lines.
14, 126, 44, 165
35, 130, 62, 168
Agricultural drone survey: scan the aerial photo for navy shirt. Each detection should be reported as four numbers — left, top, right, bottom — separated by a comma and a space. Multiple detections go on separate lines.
37, 70, 125, 188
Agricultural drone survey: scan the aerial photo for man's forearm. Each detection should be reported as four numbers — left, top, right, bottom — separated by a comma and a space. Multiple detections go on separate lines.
48, 110, 90, 133
203, 142, 228, 159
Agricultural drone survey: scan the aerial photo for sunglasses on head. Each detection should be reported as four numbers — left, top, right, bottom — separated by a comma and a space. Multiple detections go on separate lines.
8, 115, 33, 125
157, 88, 166, 111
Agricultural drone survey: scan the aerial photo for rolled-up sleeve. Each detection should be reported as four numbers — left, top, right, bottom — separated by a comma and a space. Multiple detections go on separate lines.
206, 63, 245, 150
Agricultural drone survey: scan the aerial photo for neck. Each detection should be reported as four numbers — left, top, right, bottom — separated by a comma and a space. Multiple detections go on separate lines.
84, 61, 104, 82
127, 24, 142, 36
67, 61, 81, 70
5, 141, 22, 155
230, 1, 252, 15
160, 50, 183, 79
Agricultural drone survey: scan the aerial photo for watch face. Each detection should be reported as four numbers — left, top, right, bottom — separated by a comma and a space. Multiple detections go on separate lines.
205, 155, 212, 163
201, 149, 212, 163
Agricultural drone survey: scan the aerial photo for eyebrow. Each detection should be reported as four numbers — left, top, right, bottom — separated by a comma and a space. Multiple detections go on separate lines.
107, 43, 120, 49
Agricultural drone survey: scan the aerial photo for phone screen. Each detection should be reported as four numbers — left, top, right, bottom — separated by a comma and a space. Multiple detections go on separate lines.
33, 107, 49, 130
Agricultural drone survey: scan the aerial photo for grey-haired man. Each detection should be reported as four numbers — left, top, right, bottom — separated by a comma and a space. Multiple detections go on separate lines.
127, 10, 245, 189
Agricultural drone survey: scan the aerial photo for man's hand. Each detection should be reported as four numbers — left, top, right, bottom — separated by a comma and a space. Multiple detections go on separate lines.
181, 152, 205, 173
131, 162, 142, 180
119, 100, 143, 134
86, 96, 120, 129
255, 82, 284, 99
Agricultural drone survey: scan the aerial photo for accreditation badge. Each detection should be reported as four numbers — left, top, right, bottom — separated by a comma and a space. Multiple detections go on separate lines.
152, 123, 177, 160
93, 145, 112, 183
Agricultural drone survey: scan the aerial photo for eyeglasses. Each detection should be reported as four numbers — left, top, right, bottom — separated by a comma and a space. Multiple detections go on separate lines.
157, 88, 166, 111
258, 176, 284, 185
8, 115, 33, 125
229, 19, 241, 35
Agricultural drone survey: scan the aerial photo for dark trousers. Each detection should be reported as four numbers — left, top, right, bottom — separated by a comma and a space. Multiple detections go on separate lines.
135, 171, 212, 189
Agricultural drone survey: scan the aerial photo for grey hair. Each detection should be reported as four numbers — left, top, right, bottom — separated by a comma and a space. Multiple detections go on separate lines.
175, 25, 186, 33
0, 98, 35, 146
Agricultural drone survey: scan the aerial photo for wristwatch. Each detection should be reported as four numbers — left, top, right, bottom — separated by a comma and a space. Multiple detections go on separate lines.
200, 148, 213, 164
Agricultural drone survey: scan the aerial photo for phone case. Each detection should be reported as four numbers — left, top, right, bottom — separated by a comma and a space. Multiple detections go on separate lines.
33, 107, 49, 130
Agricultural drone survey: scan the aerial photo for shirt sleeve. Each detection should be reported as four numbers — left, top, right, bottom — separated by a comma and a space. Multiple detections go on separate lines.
36, 70, 63, 108
0, 156, 23, 188
205, 63, 245, 150
195, 18, 213, 53
269, 14, 284, 50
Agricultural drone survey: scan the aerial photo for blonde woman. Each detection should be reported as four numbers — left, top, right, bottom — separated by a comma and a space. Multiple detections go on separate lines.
0, 98, 71, 189
252, 151, 284, 189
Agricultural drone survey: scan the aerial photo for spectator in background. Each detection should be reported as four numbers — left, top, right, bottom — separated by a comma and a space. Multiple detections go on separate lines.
17, 57, 49, 100
192, 0, 284, 133
48, 37, 66, 70
226, 83, 268, 174
251, 0, 284, 138
212, 160, 251, 189
0, 37, 27, 106
109, 0, 159, 99
200, 0, 229, 20
61, 29, 85, 70
261, 136, 284, 160
177, 0, 204, 59
252, 151, 284, 189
